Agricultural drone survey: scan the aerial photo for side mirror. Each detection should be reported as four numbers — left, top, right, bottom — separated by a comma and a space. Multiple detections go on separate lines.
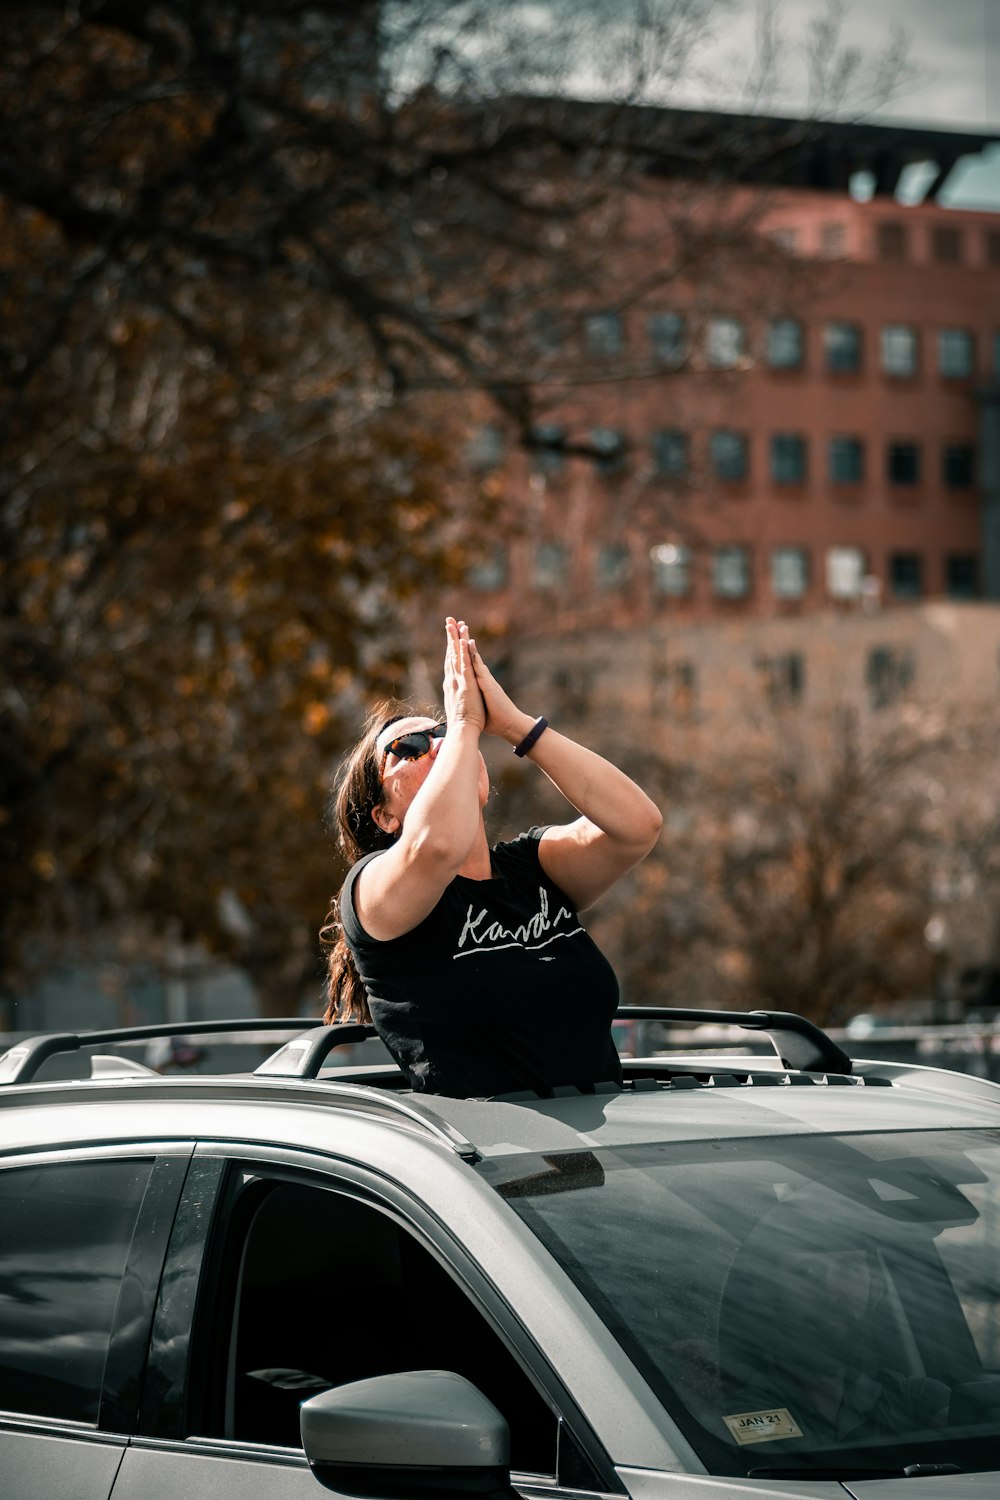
300, 1369, 514, 1498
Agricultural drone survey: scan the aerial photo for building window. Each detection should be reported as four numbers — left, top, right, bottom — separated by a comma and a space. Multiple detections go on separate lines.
534, 542, 569, 590
530, 424, 566, 474
887, 441, 920, 486
821, 222, 845, 257
987, 231, 1000, 267
995, 332, 1000, 377
710, 429, 748, 481
771, 433, 807, 484
767, 319, 803, 369
647, 312, 687, 367
770, 227, 798, 253
650, 542, 691, 597
867, 645, 915, 710
590, 427, 626, 475
467, 545, 508, 591
712, 546, 751, 598
772, 547, 809, 599
938, 329, 974, 378
466, 424, 504, 471
707, 317, 746, 369
532, 309, 562, 354
946, 554, 979, 599
596, 543, 630, 590
877, 222, 907, 261
829, 436, 864, 483
881, 325, 918, 377
584, 312, 624, 357
756, 653, 805, 708
932, 226, 962, 264
827, 546, 866, 599
889, 551, 924, 599
824, 321, 862, 373
943, 443, 976, 488
652, 428, 688, 477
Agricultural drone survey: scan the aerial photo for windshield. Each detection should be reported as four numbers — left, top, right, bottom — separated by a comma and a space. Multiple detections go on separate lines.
477, 1130, 1000, 1478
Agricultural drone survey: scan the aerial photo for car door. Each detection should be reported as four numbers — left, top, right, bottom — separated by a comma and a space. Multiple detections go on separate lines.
0, 1144, 191, 1500
111, 1144, 618, 1500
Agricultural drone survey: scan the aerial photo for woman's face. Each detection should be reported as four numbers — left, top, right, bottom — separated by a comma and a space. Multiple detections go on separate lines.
373, 716, 489, 834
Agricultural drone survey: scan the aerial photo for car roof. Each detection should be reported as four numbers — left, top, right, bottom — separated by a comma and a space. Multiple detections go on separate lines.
416, 1071, 1000, 1157
2, 1008, 999, 1166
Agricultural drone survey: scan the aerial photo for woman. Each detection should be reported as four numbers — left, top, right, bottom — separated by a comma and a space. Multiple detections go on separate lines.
322, 617, 662, 1098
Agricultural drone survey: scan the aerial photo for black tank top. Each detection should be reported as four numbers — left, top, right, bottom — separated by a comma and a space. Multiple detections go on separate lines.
340, 828, 622, 1098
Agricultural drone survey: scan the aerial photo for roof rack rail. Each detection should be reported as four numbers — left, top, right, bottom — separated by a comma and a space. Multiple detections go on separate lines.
255, 1024, 377, 1078
0, 1018, 314, 1087
616, 1006, 852, 1077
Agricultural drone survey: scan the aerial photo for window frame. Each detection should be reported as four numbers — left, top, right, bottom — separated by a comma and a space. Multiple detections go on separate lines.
943, 443, 976, 490
932, 225, 962, 265
712, 545, 751, 599
771, 546, 809, 599
766, 318, 803, 370
595, 542, 631, 591
877, 221, 907, 262
534, 541, 571, 592
938, 329, 974, 379
887, 440, 921, 487
829, 436, 865, 485
888, 550, 924, 600
706, 316, 747, 370
824, 321, 862, 374
946, 554, 980, 600
590, 427, 627, 476
770, 433, 807, 485
651, 427, 689, 479
710, 429, 748, 482
531, 424, 567, 476
650, 542, 692, 598
881, 325, 919, 378
826, 546, 866, 600
646, 312, 687, 368
584, 311, 625, 358
144, 1145, 618, 1493
867, 645, 915, 711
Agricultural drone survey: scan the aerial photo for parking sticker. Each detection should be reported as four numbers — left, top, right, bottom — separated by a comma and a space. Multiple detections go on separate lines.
723, 1408, 803, 1444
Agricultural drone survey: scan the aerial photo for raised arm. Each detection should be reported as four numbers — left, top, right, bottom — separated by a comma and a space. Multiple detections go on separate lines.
470, 642, 662, 911
354, 620, 488, 940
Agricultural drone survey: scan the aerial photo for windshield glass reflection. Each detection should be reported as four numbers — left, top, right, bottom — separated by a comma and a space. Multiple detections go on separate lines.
478, 1130, 1000, 1477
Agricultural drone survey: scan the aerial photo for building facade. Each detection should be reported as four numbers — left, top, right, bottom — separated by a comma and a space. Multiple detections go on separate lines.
451, 115, 1000, 642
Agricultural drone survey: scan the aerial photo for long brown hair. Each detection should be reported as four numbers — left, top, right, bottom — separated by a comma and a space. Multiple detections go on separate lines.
320, 699, 434, 1024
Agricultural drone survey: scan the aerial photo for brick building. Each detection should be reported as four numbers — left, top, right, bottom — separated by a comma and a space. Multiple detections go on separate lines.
451, 113, 1000, 641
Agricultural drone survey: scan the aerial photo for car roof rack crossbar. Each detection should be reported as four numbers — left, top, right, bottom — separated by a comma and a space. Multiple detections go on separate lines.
0, 1018, 313, 1087
255, 1024, 377, 1078
616, 1006, 853, 1076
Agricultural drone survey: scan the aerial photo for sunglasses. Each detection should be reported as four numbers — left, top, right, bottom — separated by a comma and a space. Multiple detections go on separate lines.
378, 723, 446, 781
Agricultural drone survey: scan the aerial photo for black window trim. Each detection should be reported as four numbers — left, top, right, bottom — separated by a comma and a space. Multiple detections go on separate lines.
145, 1142, 620, 1494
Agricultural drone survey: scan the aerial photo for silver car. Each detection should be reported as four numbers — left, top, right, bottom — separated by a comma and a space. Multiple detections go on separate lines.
1, 1007, 999, 1500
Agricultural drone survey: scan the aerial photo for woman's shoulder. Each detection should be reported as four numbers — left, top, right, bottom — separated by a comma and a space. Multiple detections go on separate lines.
339, 850, 388, 947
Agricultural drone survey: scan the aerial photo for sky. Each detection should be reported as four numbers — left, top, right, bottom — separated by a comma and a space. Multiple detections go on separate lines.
564, 0, 1000, 209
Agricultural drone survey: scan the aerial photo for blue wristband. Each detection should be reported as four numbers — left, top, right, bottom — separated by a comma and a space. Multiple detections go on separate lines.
513, 716, 549, 758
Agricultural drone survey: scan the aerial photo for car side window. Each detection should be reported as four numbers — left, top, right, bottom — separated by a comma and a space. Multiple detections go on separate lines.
0, 1158, 153, 1423
200, 1176, 560, 1476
